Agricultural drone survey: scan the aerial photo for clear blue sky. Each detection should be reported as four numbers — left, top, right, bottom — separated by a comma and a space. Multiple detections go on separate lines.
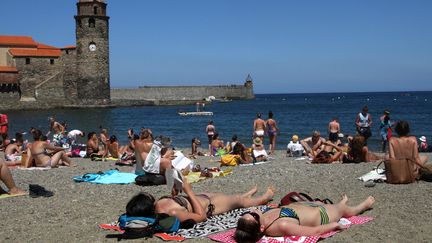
2, 0, 432, 93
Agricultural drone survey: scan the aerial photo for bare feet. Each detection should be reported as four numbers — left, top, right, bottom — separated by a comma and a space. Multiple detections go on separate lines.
341, 194, 349, 205
261, 186, 276, 204
243, 185, 258, 198
361, 196, 375, 210
9, 187, 26, 195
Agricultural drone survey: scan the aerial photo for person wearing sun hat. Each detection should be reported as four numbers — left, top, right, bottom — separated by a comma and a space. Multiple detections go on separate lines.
252, 137, 268, 162
287, 135, 304, 157
419, 136, 429, 152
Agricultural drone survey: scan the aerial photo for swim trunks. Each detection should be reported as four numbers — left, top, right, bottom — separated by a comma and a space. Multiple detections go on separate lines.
255, 130, 265, 136
329, 132, 338, 142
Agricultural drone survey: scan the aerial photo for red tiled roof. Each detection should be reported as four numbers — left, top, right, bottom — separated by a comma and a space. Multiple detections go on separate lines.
37, 43, 58, 49
9, 48, 61, 57
0, 36, 37, 47
0, 66, 18, 73
62, 45, 76, 49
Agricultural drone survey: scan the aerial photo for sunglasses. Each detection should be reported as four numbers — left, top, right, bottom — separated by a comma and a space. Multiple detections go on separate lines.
241, 212, 260, 222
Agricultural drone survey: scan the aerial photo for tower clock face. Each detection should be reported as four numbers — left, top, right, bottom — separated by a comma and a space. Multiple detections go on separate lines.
89, 43, 97, 52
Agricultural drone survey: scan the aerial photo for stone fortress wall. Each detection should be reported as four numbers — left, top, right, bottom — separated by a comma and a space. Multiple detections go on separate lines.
111, 82, 254, 104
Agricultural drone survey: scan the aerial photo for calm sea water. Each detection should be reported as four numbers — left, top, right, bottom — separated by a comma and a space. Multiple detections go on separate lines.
5, 91, 432, 151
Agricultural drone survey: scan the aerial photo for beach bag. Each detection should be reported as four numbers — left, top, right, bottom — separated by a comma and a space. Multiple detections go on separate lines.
116, 213, 181, 239
383, 158, 418, 184
135, 173, 166, 186
220, 154, 240, 166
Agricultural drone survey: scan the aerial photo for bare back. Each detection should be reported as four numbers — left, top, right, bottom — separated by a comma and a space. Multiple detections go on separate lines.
389, 136, 417, 160
254, 119, 266, 131
328, 121, 340, 133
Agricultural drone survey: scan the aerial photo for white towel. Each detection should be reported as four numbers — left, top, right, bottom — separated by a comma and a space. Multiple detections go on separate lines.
143, 143, 162, 174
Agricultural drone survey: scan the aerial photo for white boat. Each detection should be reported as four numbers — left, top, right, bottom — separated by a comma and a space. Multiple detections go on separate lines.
178, 102, 213, 116
178, 111, 213, 116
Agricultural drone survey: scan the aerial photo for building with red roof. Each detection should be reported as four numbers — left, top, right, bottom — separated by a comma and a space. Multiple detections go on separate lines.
0, 0, 110, 109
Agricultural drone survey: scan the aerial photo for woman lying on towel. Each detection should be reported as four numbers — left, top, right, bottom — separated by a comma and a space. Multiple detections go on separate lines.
235, 194, 375, 242
127, 180, 274, 226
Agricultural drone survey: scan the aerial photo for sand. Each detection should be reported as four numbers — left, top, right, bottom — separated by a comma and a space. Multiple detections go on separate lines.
1, 150, 431, 243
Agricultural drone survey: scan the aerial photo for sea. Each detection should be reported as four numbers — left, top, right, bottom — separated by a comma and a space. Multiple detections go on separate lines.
5, 91, 432, 151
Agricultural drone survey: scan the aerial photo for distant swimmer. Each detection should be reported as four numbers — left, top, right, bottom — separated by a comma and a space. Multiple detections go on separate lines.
253, 113, 266, 141
328, 118, 340, 143
266, 111, 279, 154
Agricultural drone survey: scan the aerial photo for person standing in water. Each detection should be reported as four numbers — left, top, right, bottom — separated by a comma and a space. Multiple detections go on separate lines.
266, 111, 279, 154
206, 120, 216, 155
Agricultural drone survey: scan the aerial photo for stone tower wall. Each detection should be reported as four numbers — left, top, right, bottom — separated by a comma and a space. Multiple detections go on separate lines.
75, 1, 110, 105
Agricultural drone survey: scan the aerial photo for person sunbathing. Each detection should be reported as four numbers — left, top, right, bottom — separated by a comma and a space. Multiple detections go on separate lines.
128, 180, 274, 225
252, 137, 268, 162
0, 159, 25, 195
343, 135, 381, 163
134, 132, 176, 175
190, 137, 204, 158
232, 142, 253, 164
86, 132, 104, 158
4, 133, 24, 166
388, 120, 428, 169
235, 194, 375, 242
30, 129, 74, 168
103, 135, 126, 159
300, 131, 326, 158
211, 133, 225, 156
312, 141, 343, 163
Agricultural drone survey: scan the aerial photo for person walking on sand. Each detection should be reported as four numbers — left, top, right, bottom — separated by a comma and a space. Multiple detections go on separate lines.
206, 120, 216, 155
355, 106, 372, 142
266, 111, 279, 154
254, 113, 266, 142
328, 118, 340, 143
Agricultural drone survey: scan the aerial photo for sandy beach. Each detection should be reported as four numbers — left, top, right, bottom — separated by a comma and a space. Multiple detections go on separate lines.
1, 150, 431, 243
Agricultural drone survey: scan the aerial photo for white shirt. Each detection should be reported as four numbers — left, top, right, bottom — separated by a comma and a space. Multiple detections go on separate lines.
67, 129, 83, 139
287, 141, 304, 152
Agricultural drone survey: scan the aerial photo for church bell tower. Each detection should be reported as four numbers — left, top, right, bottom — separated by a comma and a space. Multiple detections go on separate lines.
75, 0, 110, 105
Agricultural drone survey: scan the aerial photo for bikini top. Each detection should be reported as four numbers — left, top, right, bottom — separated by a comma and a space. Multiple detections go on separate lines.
263, 207, 300, 231
160, 195, 190, 211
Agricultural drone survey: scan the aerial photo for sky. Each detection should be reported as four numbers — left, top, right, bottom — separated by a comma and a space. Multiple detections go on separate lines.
2, 0, 432, 93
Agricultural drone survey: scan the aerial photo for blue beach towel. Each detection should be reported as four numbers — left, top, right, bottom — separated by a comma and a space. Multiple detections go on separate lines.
73, 169, 137, 184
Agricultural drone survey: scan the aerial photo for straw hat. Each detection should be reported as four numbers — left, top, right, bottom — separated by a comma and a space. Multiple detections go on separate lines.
292, 135, 299, 142
419, 136, 427, 142
253, 137, 263, 145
